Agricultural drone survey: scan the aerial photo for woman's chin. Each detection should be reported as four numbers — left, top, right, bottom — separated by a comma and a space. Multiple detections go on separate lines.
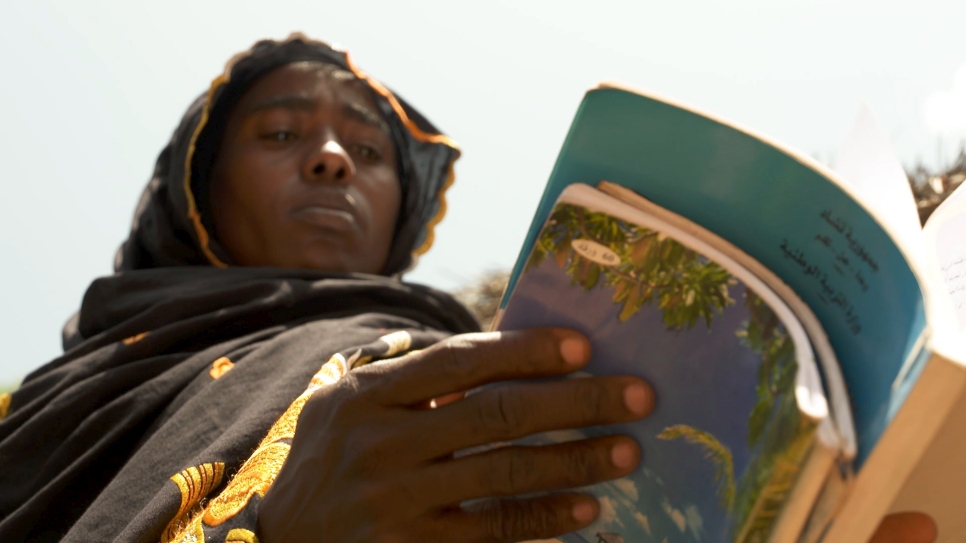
295, 253, 375, 275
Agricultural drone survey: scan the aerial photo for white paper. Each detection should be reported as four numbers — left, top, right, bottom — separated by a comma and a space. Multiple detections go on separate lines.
833, 105, 923, 265
924, 184, 966, 331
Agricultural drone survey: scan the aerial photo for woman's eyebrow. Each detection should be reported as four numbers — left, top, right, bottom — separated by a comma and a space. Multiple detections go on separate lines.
343, 101, 390, 134
244, 95, 389, 134
246, 95, 316, 115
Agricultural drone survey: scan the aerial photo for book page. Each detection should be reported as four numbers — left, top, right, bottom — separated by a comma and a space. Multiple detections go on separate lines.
833, 105, 923, 265
923, 184, 966, 331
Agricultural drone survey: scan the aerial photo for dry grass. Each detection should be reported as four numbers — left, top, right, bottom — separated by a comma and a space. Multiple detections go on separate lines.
450, 269, 511, 330
908, 148, 966, 223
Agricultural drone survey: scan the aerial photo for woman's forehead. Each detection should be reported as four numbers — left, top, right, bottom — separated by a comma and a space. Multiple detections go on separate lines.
234, 61, 385, 125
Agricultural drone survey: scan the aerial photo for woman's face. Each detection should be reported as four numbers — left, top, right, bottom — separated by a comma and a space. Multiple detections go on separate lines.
208, 61, 401, 274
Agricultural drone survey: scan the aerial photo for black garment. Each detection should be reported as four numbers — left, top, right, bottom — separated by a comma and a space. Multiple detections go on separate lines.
0, 35, 477, 542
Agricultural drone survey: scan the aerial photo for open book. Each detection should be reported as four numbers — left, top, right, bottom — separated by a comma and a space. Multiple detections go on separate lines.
493, 84, 966, 543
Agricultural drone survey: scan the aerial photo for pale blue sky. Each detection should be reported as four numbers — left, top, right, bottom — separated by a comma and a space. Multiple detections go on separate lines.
2, 0, 965, 382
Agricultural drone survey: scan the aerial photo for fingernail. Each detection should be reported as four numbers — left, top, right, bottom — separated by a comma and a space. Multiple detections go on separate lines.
559, 336, 589, 366
611, 442, 637, 469
572, 501, 596, 523
624, 383, 650, 415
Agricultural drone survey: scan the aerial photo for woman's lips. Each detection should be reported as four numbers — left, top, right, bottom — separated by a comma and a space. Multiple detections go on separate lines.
290, 205, 357, 233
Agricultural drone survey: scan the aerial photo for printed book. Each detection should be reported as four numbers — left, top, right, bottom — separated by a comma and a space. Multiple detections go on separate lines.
493, 84, 966, 542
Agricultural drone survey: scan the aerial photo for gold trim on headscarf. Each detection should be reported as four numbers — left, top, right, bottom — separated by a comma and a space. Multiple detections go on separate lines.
183, 74, 230, 269
412, 158, 456, 259
0, 393, 11, 421
343, 53, 460, 149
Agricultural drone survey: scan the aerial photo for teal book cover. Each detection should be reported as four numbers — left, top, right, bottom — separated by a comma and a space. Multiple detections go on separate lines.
503, 85, 927, 464
497, 189, 822, 542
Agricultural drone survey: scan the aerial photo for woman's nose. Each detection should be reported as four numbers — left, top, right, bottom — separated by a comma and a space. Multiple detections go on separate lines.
304, 139, 357, 183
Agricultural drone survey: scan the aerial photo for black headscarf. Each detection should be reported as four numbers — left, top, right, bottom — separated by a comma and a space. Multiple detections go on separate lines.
0, 34, 478, 542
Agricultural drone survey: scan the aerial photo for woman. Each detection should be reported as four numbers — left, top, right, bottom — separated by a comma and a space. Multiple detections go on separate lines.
0, 35, 935, 543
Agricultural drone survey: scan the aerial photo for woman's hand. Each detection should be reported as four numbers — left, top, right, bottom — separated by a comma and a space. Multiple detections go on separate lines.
257, 329, 654, 542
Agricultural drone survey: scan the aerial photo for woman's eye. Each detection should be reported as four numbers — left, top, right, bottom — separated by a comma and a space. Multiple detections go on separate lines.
263, 131, 297, 143
350, 144, 381, 163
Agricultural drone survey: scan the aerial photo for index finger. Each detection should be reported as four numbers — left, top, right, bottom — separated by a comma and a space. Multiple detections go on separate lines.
366, 329, 590, 406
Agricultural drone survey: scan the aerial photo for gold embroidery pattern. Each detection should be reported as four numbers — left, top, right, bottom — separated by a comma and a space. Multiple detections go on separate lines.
209, 357, 235, 380
161, 463, 226, 543
167, 355, 354, 537
309, 353, 349, 388
344, 349, 372, 370
167, 514, 205, 543
0, 393, 11, 420
122, 332, 149, 345
202, 442, 290, 526
261, 353, 352, 446
225, 528, 259, 543
379, 331, 412, 357
258, 394, 308, 446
